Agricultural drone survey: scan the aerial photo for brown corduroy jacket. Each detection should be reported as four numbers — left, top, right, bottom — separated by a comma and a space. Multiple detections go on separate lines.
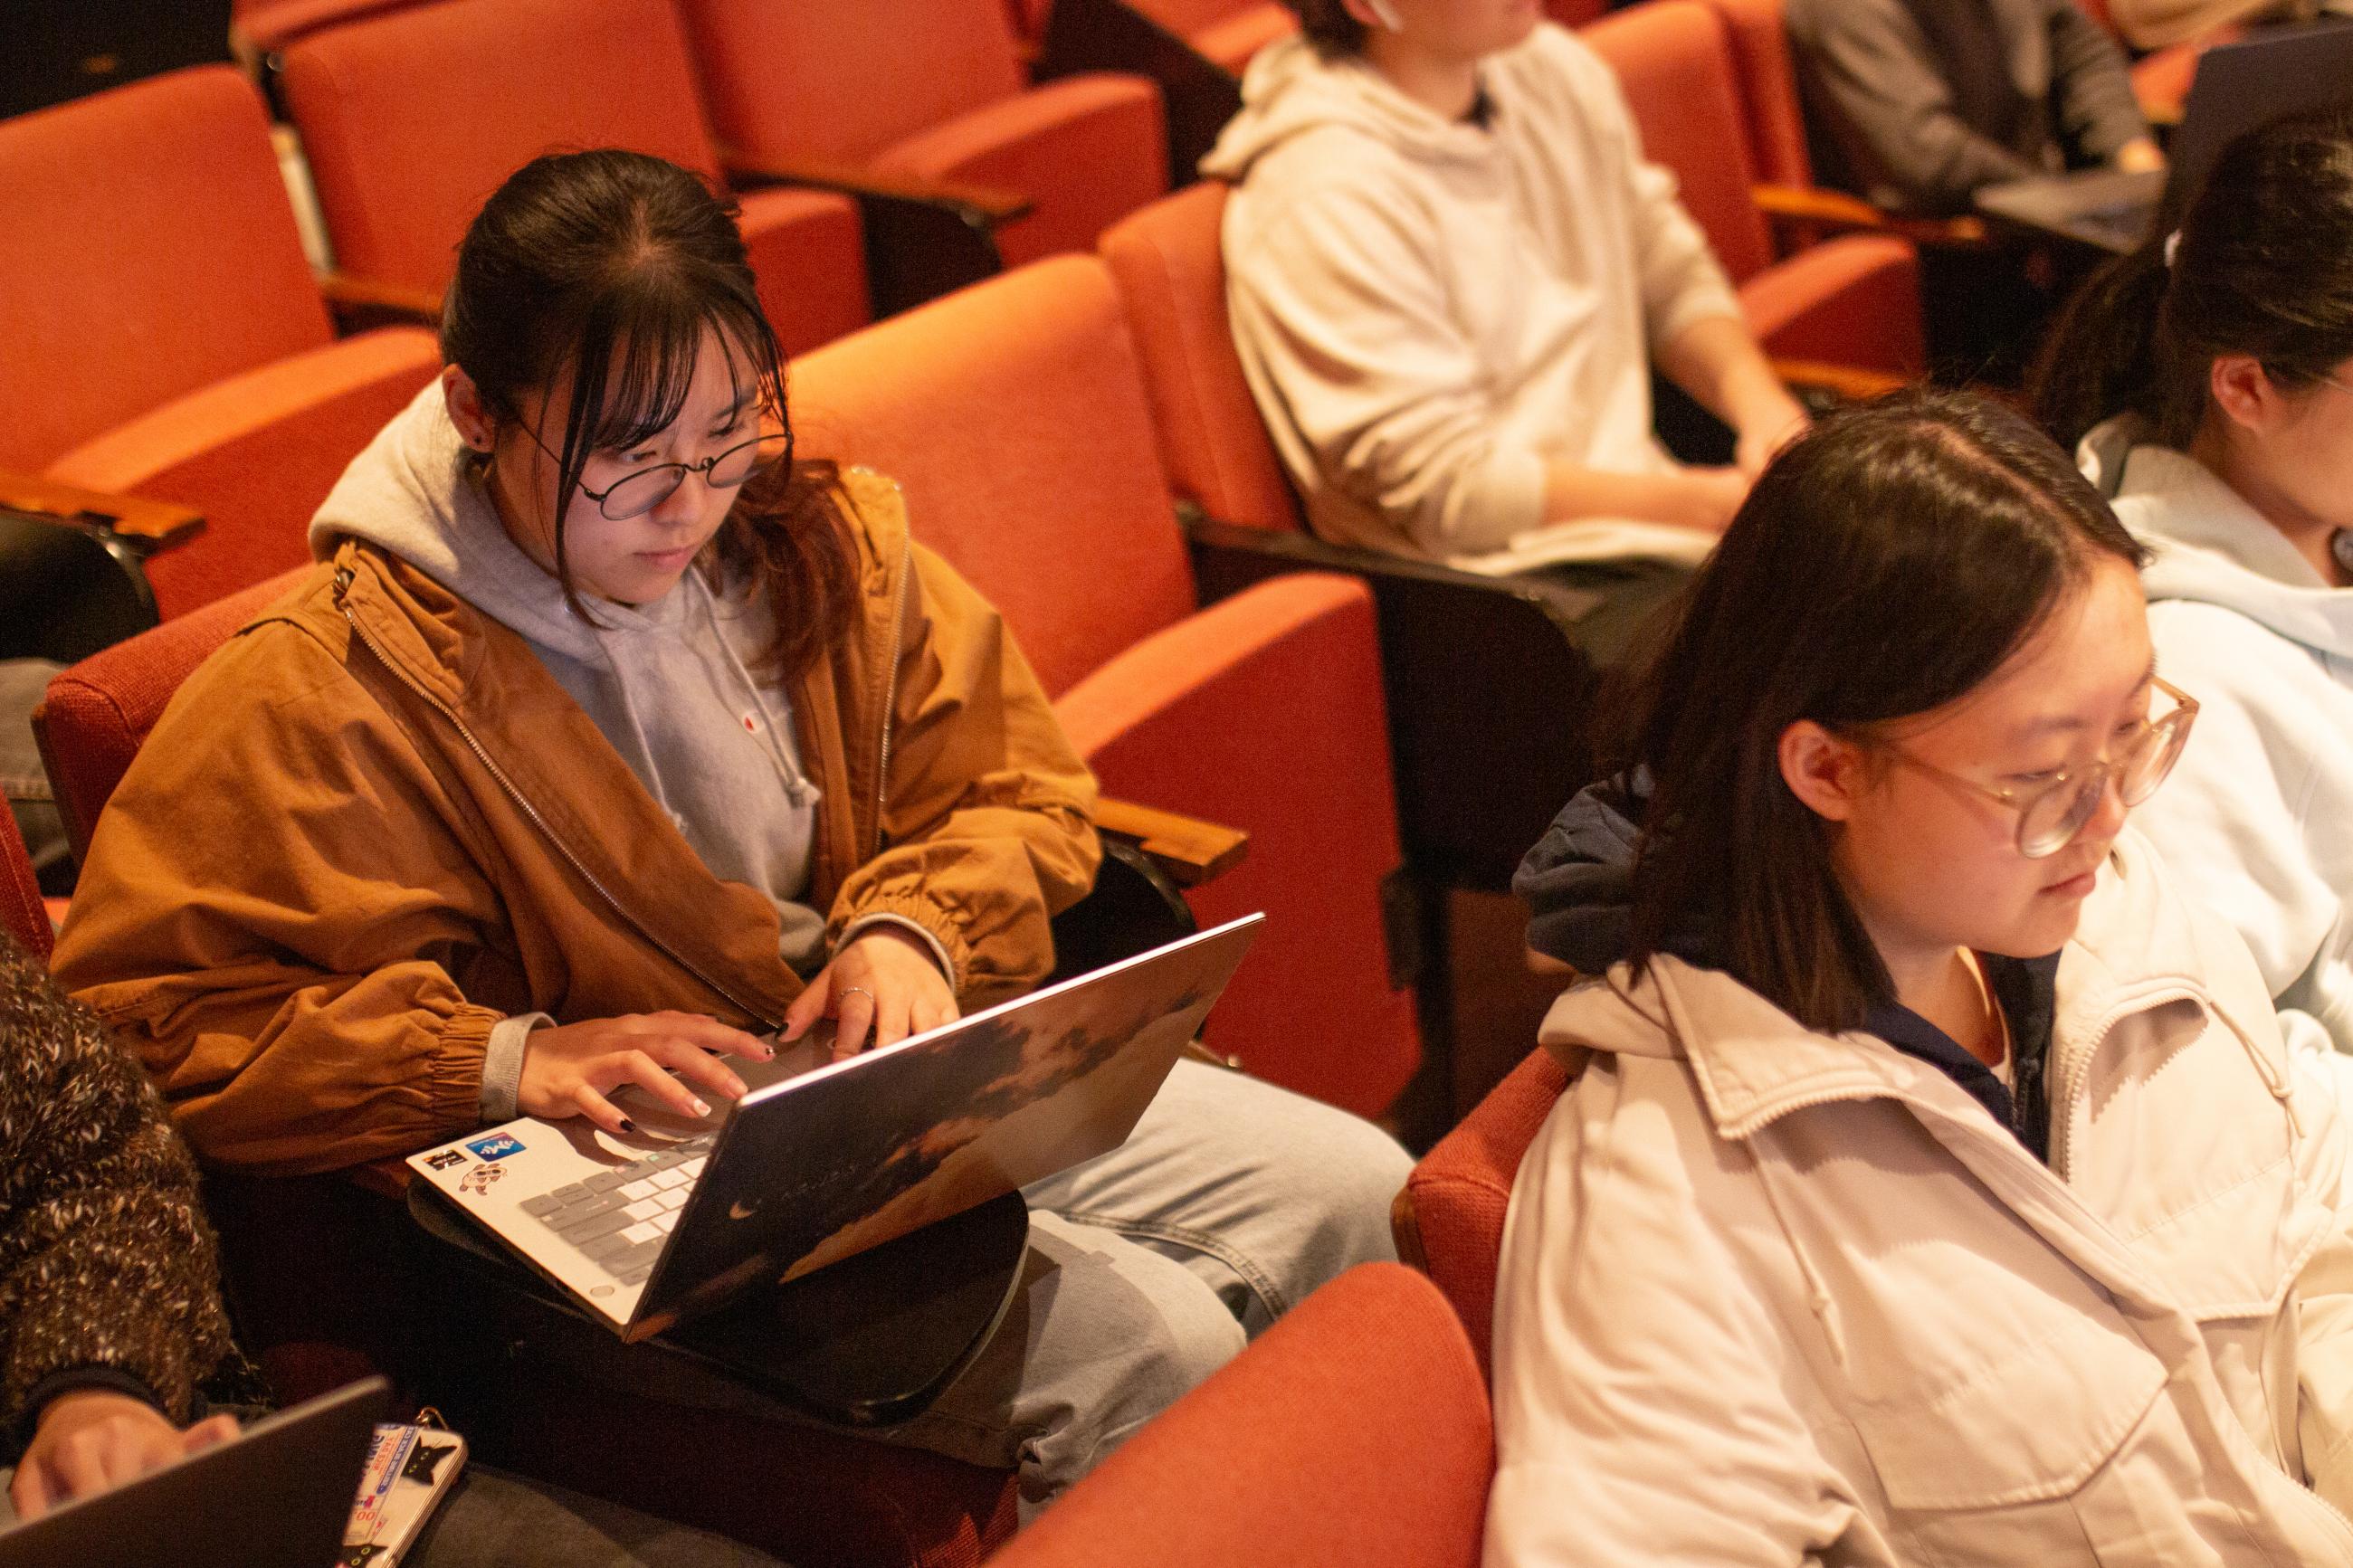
52, 470, 1100, 1174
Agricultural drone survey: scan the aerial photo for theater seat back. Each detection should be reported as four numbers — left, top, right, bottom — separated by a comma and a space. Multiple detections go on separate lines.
791, 256, 1199, 699
1, 810, 50, 961
0, 66, 331, 472
278, 0, 729, 296
1399, 1048, 1574, 1380
1581, 1, 1776, 283
1099, 184, 1304, 534
677, 0, 1031, 165
1698, 0, 1816, 190
35, 570, 310, 862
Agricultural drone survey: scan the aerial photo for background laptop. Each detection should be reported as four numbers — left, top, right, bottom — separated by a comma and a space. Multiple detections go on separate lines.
1977, 19, 2353, 253
0, 1378, 386, 1568
409, 916, 1262, 1341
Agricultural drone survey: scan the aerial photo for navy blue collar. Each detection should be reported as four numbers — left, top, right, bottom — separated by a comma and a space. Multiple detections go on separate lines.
1865, 952, 2061, 1164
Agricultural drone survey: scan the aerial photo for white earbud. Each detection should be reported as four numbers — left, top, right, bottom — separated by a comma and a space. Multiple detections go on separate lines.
1362, 0, 1405, 30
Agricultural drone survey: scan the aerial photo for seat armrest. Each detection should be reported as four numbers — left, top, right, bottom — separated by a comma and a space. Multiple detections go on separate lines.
720, 147, 1020, 316
1772, 358, 1909, 404
0, 468, 205, 552
1183, 512, 1683, 892
316, 271, 443, 334
1033, 0, 1244, 184
719, 147, 1033, 226
1094, 796, 1248, 887
1753, 183, 1990, 250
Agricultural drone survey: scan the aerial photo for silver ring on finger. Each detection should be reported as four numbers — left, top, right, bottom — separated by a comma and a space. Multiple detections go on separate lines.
839, 986, 877, 1010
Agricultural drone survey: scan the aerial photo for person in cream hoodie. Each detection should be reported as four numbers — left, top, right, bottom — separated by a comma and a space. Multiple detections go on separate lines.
1492, 393, 2353, 1566
1202, 0, 1807, 576
2035, 108, 2353, 1066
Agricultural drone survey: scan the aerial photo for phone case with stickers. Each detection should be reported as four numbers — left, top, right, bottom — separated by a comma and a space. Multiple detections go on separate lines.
340, 1421, 467, 1567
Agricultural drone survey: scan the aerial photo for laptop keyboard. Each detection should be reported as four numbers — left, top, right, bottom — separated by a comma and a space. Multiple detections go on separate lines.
517, 1135, 716, 1285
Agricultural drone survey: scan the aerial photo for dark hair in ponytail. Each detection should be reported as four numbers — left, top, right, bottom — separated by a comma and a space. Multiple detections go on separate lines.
443, 148, 857, 678
2034, 107, 2353, 451
1619, 391, 2146, 1032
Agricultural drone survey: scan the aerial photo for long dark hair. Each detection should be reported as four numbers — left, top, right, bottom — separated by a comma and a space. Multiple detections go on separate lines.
1619, 391, 2148, 1031
442, 148, 858, 678
2034, 107, 2353, 451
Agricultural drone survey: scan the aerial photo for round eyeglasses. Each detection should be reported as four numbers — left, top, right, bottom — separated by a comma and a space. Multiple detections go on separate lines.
1878, 676, 2199, 860
527, 427, 794, 521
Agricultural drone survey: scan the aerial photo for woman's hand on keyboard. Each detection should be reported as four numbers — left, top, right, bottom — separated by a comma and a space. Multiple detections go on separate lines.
517, 1012, 773, 1136
782, 927, 959, 1060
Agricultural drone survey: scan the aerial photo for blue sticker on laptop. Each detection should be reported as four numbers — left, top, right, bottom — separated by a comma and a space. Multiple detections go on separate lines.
466, 1133, 527, 1162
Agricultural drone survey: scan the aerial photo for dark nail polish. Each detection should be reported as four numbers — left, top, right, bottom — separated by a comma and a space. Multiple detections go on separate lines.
619, 1118, 637, 1134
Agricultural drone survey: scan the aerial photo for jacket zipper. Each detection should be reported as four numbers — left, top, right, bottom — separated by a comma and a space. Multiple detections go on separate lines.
334, 567, 782, 1030
867, 529, 914, 862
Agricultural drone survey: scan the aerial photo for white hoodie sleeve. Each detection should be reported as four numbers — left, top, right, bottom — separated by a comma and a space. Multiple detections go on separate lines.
1485, 1080, 1853, 1565
1224, 178, 1552, 558
2133, 602, 2353, 1063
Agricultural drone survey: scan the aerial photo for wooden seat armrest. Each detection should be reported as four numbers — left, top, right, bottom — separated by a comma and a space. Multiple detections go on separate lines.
1772, 358, 1910, 404
0, 468, 205, 551
317, 271, 444, 332
717, 147, 1034, 226
1094, 797, 1247, 888
1753, 183, 1990, 249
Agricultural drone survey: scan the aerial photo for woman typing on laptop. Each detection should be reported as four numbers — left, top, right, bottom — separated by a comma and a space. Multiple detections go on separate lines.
48, 149, 1406, 1512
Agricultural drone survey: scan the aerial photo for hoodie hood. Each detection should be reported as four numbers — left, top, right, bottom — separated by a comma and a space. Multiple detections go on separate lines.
310, 378, 702, 660
2081, 413, 2353, 661
1200, 33, 1508, 184
310, 381, 829, 965
1516, 774, 1650, 974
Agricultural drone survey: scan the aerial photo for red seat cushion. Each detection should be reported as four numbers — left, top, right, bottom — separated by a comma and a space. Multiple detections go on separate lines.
47, 331, 442, 618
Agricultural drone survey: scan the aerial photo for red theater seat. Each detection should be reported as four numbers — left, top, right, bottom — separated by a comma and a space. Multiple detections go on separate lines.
1394, 1049, 1573, 1379
790, 255, 1422, 1118
274, 0, 869, 359
0, 67, 439, 620
1582, 0, 1927, 378
985, 1265, 1493, 1568
1122, 0, 1300, 71
1, 810, 51, 960
675, 0, 1168, 269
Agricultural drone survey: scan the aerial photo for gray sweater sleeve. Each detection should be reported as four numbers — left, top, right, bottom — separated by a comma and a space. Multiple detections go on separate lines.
1788, 0, 2043, 214
2045, 0, 2153, 163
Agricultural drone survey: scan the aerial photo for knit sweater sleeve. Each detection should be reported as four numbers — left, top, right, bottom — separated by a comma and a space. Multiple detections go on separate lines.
0, 939, 233, 1434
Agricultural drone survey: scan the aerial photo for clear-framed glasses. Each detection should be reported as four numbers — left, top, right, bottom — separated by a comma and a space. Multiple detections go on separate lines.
527, 425, 793, 520
1881, 676, 2199, 860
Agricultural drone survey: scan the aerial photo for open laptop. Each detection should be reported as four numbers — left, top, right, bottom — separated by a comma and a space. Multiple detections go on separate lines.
1976, 19, 2353, 253
407, 916, 1262, 1341
0, 1378, 386, 1568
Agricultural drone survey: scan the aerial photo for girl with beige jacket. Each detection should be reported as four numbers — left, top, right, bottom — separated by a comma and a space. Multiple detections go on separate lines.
1492, 392, 2353, 1564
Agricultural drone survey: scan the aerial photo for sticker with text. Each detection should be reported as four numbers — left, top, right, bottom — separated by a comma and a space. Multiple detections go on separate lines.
465, 1132, 526, 1161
